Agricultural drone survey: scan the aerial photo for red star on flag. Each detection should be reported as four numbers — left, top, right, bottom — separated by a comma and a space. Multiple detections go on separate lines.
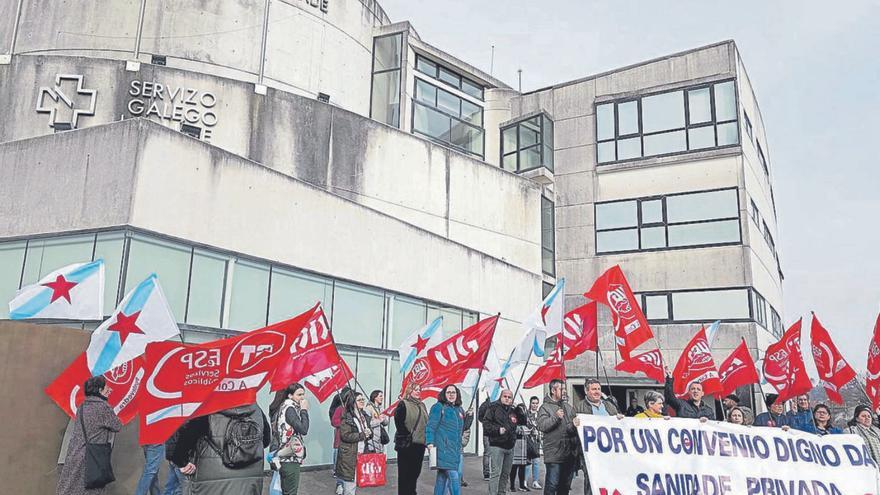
411, 334, 430, 355
42, 274, 78, 304
108, 311, 144, 344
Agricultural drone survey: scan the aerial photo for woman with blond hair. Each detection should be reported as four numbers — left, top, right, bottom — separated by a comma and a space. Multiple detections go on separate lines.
394, 382, 429, 495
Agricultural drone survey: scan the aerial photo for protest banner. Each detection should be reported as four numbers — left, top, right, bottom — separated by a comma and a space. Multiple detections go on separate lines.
576, 415, 880, 495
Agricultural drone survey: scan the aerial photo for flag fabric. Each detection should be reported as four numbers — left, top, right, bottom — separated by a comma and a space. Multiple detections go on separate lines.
462, 343, 501, 394
866, 314, 880, 410
704, 320, 721, 347
86, 274, 180, 376
138, 308, 317, 444
615, 348, 665, 384
671, 326, 722, 398
302, 359, 354, 402
398, 316, 443, 375
762, 319, 812, 404
510, 279, 567, 365
270, 304, 346, 391
809, 314, 856, 404
401, 315, 499, 396
561, 302, 598, 360
523, 338, 566, 389
45, 353, 144, 424
584, 265, 654, 361
9, 260, 104, 320
489, 348, 517, 401
717, 339, 760, 397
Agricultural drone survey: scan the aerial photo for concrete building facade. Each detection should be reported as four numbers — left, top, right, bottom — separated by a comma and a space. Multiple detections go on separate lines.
0, 0, 783, 476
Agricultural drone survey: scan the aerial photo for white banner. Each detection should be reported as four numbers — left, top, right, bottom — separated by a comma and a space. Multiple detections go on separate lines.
576, 415, 880, 495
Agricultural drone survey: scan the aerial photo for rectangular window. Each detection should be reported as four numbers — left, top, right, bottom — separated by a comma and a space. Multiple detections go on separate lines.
414, 55, 484, 101
541, 196, 555, 276
753, 291, 767, 328
500, 114, 554, 173
226, 259, 270, 330
125, 235, 192, 320
370, 34, 402, 128
637, 288, 752, 323
412, 77, 484, 157
268, 268, 332, 325
0, 240, 26, 319
743, 111, 753, 141
596, 79, 739, 163
643, 294, 671, 321
186, 249, 227, 327
22, 234, 96, 287
749, 198, 761, 225
595, 188, 740, 254
756, 142, 768, 174
770, 307, 783, 339
387, 294, 427, 350
93, 232, 125, 315
332, 282, 385, 348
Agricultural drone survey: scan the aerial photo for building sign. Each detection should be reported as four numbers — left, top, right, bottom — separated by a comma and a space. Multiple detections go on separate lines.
35, 74, 97, 130
302, 0, 329, 14
127, 80, 218, 141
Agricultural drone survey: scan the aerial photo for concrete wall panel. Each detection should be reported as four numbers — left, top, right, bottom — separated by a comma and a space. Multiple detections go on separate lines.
16, 0, 140, 54
0, 0, 18, 55
595, 155, 740, 201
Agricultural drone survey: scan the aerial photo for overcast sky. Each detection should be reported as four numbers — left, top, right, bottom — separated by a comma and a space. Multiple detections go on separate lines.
380, 0, 880, 371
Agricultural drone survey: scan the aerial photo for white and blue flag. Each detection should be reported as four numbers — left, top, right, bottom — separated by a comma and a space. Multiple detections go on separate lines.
86, 274, 180, 376
9, 260, 104, 320
398, 316, 444, 375
509, 278, 566, 366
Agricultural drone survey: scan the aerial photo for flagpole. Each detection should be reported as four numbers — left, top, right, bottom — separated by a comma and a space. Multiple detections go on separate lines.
467, 313, 500, 412
512, 350, 533, 401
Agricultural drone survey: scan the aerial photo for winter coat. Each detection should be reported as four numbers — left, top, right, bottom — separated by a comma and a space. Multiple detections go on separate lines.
787, 409, 813, 431
753, 411, 792, 428
848, 423, 880, 469
363, 402, 389, 453
171, 404, 271, 495
482, 401, 527, 449
335, 409, 371, 482
426, 402, 472, 470
394, 398, 428, 449
802, 423, 842, 436
535, 395, 579, 464
664, 377, 716, 420
271, 399, 309, 464
574, 397, 619, 416
511, 425, 529, 465
56, 396, 123, 495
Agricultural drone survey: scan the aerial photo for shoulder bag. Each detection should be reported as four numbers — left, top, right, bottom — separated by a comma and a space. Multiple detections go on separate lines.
79, 402, 115, 489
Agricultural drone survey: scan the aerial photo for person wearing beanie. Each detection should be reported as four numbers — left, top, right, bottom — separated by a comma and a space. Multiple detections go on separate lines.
846, 405, 880, 469
753, 394, 792, 428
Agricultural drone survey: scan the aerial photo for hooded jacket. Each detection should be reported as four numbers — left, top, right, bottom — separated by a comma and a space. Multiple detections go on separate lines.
481, 400, 527, 449
535, 394, 579, 463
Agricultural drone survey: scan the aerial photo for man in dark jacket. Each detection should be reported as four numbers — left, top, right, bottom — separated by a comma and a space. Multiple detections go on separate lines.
754, 393, 792, 428
573, 378, 621, 495
481, 389, 527, 495
664, 374, 715, 420
536, 379, 579, 495
478, 395, 493, 480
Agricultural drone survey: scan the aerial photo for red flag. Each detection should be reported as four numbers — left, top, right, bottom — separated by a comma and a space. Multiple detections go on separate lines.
523, 338, 566, 389
45, 353, 145, 424
717, 339, 759, 397
810, 314, 856, 404
270, 304, 342, 391
561, 302, 598, 360
138, 309, 316, 444
302, 359, 354, 402
401, 315, 499, 396
867, 314, 880, 411
671, 327, 722, 398
762, 319, 812, 403
615, 348, 665, 384
584, 265, 654, 360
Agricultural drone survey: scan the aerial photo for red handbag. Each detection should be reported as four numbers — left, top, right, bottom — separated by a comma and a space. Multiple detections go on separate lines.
356, 453, 387, 487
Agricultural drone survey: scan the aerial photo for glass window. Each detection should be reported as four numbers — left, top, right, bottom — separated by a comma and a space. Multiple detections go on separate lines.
641, 91, 685, 133
617, 137, 641, 160
618, 101, 639, 135
461, 78, 484, 99
716, 122, 738, 146
461, 99, 482, 125
640, 199, 663, 224
643, 130, 686, 156
268, 268, 332, 325
667, 220, 740, 247
352, 353, 387, 406
371, 71, 400, 127
0, 240, 26, 319
596, 104, 615, 141
186, 249, 227, 327
438, 66, 460, 87
450, 120, 483, 156
688, 126, 715, 150
462, 311, 477, 330
387, 356, 402, 459
519, 119, 539, 148
413, 103, 451, 141
436, 88, 460, 116
502, 153, 517, 172
666, 189, 738, 223
714, 81, 737, 121
644, 294, 670, 320
125, 235, 191, 320
688, 88, 712, 124
415, 79, 436, 105
596, 229, 638, 253
502, 126, 517, 152
416, 56, 437, 77
597, 142, 615, 163
226, 259, 269, 330
388, 295, 426, 350
331, 282, 384, 348
428, 306, 463, 334
501, 115, 551, 172
672, 289, 750, 321
520, 145, 541, 170
22, 234, 95, 286
595, 201, 637, 229
543, 115, 554, 171
639, 226, 666, 249
93, 232, 125, 315
753, 292, 767, 327
373, 34, 401, 72
541, 196, 555, 276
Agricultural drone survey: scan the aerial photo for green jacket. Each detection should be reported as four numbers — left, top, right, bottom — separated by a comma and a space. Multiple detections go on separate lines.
535, 395, 579, 463
334, 410, 369, 482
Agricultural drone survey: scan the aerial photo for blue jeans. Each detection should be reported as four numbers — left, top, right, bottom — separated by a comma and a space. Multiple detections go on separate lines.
544, 458, 577, 495
135, 444, 164, 495
527, 458, 540, 484
434, 468, 461, 495
163, 461, 183, 495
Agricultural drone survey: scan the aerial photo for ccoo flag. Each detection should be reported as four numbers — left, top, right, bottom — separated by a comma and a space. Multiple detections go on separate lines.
671, 326, 722, 398
717, 339, 760, 397
86, 274, 180, 376
762, 319, 812, 404
398, 316, 444, 375
866, 313, 880, 410
809, 313, 856, 404
9, 260, 104, 320
584, 265, 654, 361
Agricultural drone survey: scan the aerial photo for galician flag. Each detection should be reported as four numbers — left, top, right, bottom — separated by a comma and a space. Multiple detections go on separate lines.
86, 274, 180, 376
398, 316, 444, 375
9, 260, 104, 320
509, 278, 566, 365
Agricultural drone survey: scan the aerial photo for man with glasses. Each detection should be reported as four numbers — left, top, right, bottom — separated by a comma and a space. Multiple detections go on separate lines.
788, 394, 814, 431
481, 389, 527, 495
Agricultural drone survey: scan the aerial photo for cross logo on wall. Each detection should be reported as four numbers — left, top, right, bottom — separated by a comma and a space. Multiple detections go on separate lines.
35, 74, 97, 130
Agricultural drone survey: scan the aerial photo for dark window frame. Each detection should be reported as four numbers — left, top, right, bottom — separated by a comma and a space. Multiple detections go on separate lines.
414, 54, 485, 101
541, 195, 556, 277
411, 76, 485, 158
500, 113, 554, 173
756, 141, 769, 175
369, 33, 404, 128
743, 110, 753, 142
635, 286, 754, 325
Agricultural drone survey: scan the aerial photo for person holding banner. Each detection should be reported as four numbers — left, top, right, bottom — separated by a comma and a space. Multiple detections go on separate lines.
846, 405, 880, 469
573, 379, 623, 495
335, 393, 372, 494
754, 394, 792, 428
268, 383, 310, 495
727, 407, 745, 425
536, 380, 579, 495
394, 383, 429, 495
426, 385, 472, 495
633, 391, 669, 419
663, 373, 715, 421
802, 403, 841, 436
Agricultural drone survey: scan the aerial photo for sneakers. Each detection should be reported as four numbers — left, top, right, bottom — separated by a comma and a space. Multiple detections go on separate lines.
531, 481, 543, 489
335, 484, 343, 495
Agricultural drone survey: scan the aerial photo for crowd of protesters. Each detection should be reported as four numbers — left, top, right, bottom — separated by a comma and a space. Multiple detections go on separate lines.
58, 374, 880, 495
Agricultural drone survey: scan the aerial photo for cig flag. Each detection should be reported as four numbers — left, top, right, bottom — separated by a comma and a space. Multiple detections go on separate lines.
9, 260, 104, 320
809, 313, 856, 404
398, 316, 443, 375
584, 265, 654, 361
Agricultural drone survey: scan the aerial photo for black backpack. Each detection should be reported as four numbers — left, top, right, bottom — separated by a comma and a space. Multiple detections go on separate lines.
208, 410, 264, 469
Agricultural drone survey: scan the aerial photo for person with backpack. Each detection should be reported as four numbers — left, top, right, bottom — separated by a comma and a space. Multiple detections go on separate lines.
169, 403, 271, 494
336, 393, 373, 494
426, 384, 473, 495
56, 375, 122, 495
268, 383, 310, 495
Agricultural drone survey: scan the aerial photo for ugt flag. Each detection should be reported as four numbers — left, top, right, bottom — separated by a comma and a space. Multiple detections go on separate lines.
584, 265, 654, 361
302, 360, 354, 402
398, 316, 443, 375
762, 319, 812, 403
87, 274, 180, 376
671, 326, 722, 398
717, 339, 759, 397
9, 260, 104, 320
45, 354, 144, 424
562, 302, 598, 360
523, 337, 566, 389
270, 303, 348, 392
810, 313, 856, 404
615, 348, 665, 384
866, 313, 880, 410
